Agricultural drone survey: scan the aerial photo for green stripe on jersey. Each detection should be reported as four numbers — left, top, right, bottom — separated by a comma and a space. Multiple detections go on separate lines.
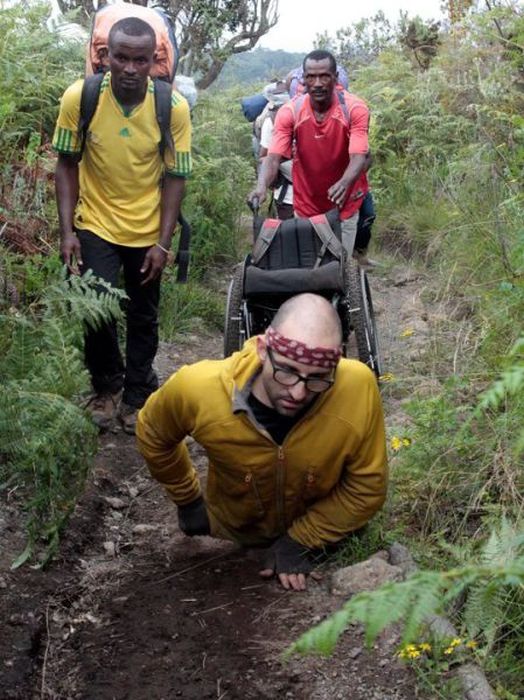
53, 126, 79, 154
169, 150, 192, 177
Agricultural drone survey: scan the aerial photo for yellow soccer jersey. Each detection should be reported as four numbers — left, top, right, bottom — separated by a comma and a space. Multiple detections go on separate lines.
53, 73, 192, 246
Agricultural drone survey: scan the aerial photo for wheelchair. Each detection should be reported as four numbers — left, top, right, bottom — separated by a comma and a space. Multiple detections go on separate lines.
223, 208, 382, 377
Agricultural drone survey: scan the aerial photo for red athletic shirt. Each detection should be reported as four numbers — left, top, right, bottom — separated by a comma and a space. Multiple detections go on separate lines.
269, 90, 369, 219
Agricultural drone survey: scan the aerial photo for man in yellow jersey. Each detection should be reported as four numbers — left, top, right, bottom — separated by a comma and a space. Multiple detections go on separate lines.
136, 293, 388, 591
53, 17, 192, 435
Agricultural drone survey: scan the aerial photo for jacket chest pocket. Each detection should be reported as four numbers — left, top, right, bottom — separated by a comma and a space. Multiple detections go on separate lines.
243, 473, 265, 516
301, 470, 318, 503
212, 466, 265, 516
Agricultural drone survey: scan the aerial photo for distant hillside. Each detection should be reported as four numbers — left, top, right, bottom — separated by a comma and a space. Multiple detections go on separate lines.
213, 47, 306, 89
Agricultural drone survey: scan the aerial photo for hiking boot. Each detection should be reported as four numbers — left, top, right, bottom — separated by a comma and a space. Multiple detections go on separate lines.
118, 402, 139, 436
84, 391, 122, 431
353, 249, 377, 269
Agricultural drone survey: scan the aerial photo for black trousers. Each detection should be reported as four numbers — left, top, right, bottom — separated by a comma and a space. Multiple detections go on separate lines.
355, 191, 376, 252
77, 229, 160, 408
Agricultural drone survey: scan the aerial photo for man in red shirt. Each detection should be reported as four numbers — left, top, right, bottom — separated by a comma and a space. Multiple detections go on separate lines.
249, 49, 370, 256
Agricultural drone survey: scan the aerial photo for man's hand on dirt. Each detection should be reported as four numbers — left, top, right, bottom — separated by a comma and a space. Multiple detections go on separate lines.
177, 496, 210, 536
259, 534, 313, 591
61, 233, 83, 275
140, 245, 169, 285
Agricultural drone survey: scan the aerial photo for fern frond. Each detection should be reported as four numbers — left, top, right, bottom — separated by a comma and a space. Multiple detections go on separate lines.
287, 543, 524, 659
477, 336, 524, 413
0, 388, 97, 565
42, 268, 126, 331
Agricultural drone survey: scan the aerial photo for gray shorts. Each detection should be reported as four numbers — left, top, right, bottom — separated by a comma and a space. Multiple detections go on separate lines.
340, 213, 359, 254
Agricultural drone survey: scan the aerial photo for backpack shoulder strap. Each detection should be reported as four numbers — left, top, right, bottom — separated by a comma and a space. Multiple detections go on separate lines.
310, 214, 344, 264
153, 78, 175, 159
251, 219, 281, 265
291, 93, 307, 124
78, 73, 104, 158
336, 90, 350, 126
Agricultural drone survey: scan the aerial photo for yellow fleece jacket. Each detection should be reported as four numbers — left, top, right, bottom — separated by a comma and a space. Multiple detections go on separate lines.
136, 338, 388, 549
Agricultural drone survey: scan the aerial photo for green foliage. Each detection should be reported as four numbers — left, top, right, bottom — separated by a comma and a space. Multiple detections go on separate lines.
1, 390, 97, 568
392, 375, 523, 544
464, 519, 524, 652
330, 513, 398, 567
2, 252, 63, 302
159, 271, 224, 339
0, 2, 83, 159
0, 267, 126, 565
0, 2, 83, 236
335, 8, 524, 692
477, 336, 524, 411
398, 16, 441, 70
184, 90, 253, 274
287, 520, 524, 660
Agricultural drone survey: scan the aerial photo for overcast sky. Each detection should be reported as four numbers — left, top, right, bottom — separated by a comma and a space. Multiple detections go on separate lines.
259, 0, 444, 53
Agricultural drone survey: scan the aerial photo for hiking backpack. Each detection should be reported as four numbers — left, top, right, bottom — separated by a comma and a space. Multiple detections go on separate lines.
86, 2, 178, 82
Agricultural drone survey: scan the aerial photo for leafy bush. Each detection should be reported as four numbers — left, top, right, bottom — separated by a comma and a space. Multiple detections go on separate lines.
183, 90, 254, 275
0, 2, 83, 159
311, 7, 524, 694
0, 267, 126, 565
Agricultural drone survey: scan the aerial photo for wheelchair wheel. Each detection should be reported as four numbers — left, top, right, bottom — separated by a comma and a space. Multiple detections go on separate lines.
224, 262, 246, 357
344, 258, 382, 378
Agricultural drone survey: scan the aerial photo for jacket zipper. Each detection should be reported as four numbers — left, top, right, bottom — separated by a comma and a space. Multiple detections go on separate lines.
276, 445, 286, 533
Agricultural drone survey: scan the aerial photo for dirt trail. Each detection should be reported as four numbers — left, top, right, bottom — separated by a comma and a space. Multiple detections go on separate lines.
1, 259, 432, 700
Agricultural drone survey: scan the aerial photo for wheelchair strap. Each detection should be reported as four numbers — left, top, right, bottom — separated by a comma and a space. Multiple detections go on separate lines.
251, 218, 281, 265
310, 214, 344, 265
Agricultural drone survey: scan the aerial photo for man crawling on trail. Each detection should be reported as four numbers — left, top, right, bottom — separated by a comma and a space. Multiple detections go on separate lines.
136, 293, 388, 591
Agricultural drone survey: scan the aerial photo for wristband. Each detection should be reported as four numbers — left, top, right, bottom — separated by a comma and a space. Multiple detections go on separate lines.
155, 243, 170, 255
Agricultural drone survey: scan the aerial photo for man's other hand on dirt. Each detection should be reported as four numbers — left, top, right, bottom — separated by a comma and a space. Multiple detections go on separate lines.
177, 496, 211, 536
259, 534, 314, 591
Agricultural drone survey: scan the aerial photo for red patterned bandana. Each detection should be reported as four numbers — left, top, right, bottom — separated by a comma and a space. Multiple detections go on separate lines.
266, 326, 342, 368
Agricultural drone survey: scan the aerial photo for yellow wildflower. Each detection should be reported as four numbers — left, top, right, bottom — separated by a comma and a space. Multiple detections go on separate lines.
379, 372, 395, 382
419, 643, 432, 652
450, 638, 463, 647
400, 328, 415, 338
390, 436, 411, 452
397, 644, 422, 660
443, 646, 455, 655
391, 436, 403, 452
466, 640, 478, 649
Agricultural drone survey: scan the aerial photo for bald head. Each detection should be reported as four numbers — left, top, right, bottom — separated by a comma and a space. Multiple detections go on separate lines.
271, 294, 342, 349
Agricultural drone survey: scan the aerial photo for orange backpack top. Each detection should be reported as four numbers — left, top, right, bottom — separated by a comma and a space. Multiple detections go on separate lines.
85, 2, 178, 82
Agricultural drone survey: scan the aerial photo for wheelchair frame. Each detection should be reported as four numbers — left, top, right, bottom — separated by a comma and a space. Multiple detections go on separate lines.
224, 255, 382, 379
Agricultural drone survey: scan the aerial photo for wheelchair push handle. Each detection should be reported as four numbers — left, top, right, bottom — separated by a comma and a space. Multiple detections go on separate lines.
248, 196, 260, 217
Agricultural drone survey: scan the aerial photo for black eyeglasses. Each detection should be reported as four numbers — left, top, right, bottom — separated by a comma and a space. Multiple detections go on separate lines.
266, 347, 335, 393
